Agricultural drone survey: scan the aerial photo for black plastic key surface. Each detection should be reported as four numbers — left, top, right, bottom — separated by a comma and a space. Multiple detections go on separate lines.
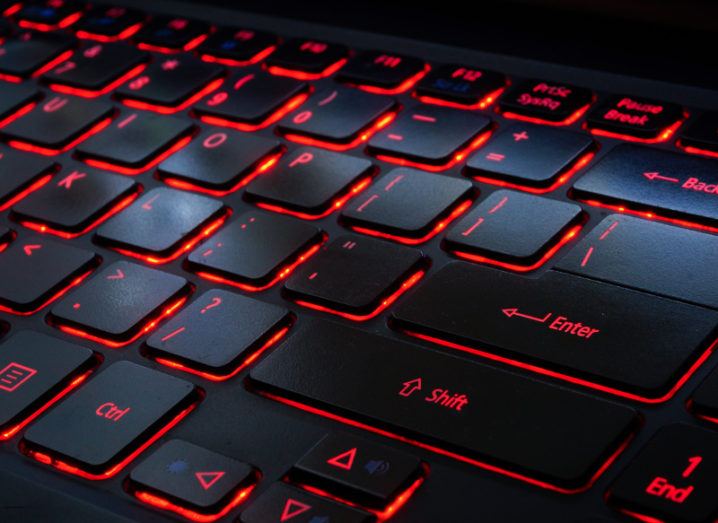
50, 261, 190, 345
572, 144, 718, 225
244, 147, 374, 218
415, 64, 506, 108
73, 5, 145, 40
0, 82, 41, 124
197, 26, 277, 65
15, 0, 82, 30
586, 95, 683, 140
194, 69, 309, 129
0, 237, 97, 314
266, 38, 348, 77
240, 482, 374, 523
607, 424, 718, 523
341, 168, 474, 242
391, 262, 718, 400
688, 366, 718, 421
130, 439, 256, 514
679, 112, 718, 154
336, 50, 427, 91
292, 433, 423, 508
556, 214, 718, 309
283, 235, 425, 318
499, 79, 593, 123
0, 147, 56, 209
443, 190, 583, 264
76, 111, 194, 173
0, 31, 73, 79
250, 320, 638, 490
187, 211, 324, 290
157, 128, 282, 193
367, 105, 491, 167
145, 289, 291, 377
134, 16, 209, 52
22, 361, 197, 476
12, 165, 138, 236
95, 187, 226, 262
0, 331, 95, 438
465, 123, 594, 188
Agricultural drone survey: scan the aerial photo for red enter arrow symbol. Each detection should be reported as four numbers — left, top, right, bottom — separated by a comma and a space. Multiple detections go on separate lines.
643, 172, 680, 183
502, 308, 552, 323
23, 244, 42, 256
106, 269, 125, 280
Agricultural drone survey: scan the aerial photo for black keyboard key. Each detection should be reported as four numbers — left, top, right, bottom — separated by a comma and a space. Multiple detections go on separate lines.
194, 69, 309, 131
586, 95, 684, 141
499, 79, 593, 125
392, 262, 718, 402
284, 235, 425, 320
0, 331, 96, 441
16, 0, 82, 31
572, 144, 718, 226
130, 440, 257, 520
0, 31, 73, 80
278, 87, 396, 150
0, 82, 41, 127
465, 123, 595, 190
42, 42, 148, 97
0, 95, 114, 155
145, 289, 291, 380
135, 16, 210, 53
11, 165, 139, 238
245, 148, 374, 219
556, 214, 718, 309
240, 483, 373, 523
250, 319, 638, 491
0, 237, 97, 315
95, 187, 227, 264
443, 190, 583, 269
690, 366, 718, 422
367, 105, 491, 170
415, 64, 506, 109
115, 54, 224, 113
0, 147, 56, 211
291, 434, 424, 509
679, 112, 718, 156
187, 211, 324, 291
74, 5, 145, 42
157, 128, 283, 195
607, 424, 718, 523
341, 168, 474, 244
50, 261, 190, 347
266, 38, 348, 79
336, 50, 428, 94
197, 26, 277, 66
22, 361, 198, 479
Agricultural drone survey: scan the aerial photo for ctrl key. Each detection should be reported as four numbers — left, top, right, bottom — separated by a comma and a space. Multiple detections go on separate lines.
607, 424, 718, 523
21, 361, 199, 480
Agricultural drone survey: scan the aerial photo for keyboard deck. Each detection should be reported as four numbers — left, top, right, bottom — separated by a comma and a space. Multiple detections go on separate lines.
0, 1, 717, 522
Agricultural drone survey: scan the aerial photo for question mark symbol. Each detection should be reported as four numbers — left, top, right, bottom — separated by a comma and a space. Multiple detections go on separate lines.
200, 297, 222, 314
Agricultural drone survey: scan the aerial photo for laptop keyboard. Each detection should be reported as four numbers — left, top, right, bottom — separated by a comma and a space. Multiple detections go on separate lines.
0, 2, 717, 522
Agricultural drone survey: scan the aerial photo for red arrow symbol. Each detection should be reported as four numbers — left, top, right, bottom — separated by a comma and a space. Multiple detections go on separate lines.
399, 378, 422, 397
502, 308, 552, 323
280, 499, 312, 522
23, 244, 42, 256
106, 269, 125, 280
643, 171, 680, 183
141, 194, 160, 211
195, 471, 225, 491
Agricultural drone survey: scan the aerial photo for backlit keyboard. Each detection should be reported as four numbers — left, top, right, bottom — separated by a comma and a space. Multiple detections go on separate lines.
0, 1, 717, 522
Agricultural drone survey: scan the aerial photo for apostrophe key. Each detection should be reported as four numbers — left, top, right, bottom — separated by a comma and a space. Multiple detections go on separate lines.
586, 94, 684, 141
607, 424, 718, 523
129, 440, 257, 520
0, 31, 73, 80
73, 5, 145, 41
679, 112, 718, 155
94, 187, 227, 264
15, 0, 82, 31
283, 235, 425, 320
0, 82, 41, 126
415, 64, 506, 109
157, 128, 283, 195
22, 361, 199, 479
277, 87, 397, 149
145, 289, 291, 380
0, 147, 56, 211
0, 237, 98, 315
197, 26, 278, 66
75, 111, 194, 175
49, 260, 190, 347
244, 147, 374, 219
443, 190, 583, 268
187, 211, 324, 291
194, 69, 309, 131
464, 123, 594, 190
391, 262, 718, 402
367, 105, 491, 170
266, 38, 348, 79
134, 16, 209, 53
0, 331, 96, 441
0, 95, 114, 155
556, 214, 718, 309
11, 165, 139, 238
341, 168, 474, 244
499, 79, 593, 125
249, 320, 638, 492
336, 50, 428, 93
291, 433, 424, 509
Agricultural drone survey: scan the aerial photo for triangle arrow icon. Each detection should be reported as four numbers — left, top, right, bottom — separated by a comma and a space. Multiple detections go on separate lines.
326, 447, 357, 471
195, 471, 225, 491
280, 498, 312, 522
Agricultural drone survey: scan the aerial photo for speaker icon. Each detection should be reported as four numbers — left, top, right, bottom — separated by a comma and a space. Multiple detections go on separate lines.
364, 459, 391, 476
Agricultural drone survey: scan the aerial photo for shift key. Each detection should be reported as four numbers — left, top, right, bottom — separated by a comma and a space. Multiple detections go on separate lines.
250, 319, 638, 492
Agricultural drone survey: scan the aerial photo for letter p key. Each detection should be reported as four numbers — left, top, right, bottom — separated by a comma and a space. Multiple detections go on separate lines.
289, 152, 314, 168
